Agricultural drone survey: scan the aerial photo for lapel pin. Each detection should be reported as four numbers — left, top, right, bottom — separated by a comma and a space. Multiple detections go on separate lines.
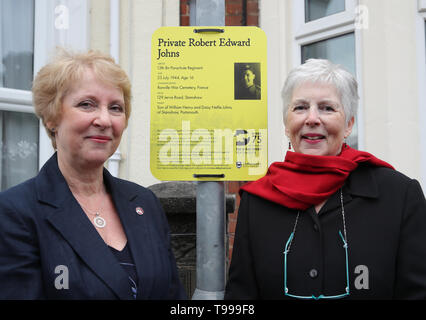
136, 207, 144, 215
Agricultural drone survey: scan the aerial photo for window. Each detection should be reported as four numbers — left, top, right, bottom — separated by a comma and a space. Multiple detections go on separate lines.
0, 0, 89, 191
0, 111, 39, 190
0, 0, 34, 91
301, 33, 355, 75
293, 0, 361, 149
0, 0, 39, 191
305, 0, 346, 22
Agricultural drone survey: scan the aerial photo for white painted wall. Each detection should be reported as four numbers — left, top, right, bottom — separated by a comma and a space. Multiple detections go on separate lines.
123, 0, 179, 187
259, 0, 292, 164
359, 0, 421, 180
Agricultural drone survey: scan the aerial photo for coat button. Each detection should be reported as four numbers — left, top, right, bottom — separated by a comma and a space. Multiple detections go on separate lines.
309, 269, 318, 278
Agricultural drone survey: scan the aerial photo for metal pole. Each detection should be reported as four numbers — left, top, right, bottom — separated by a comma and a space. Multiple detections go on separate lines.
189, 0, 225, 26
193, 181, 226, 299
190, 0, 226, 300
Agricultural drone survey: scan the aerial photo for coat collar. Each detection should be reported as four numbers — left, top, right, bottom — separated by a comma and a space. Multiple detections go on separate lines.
345, 164, 379, 199
36, 153, 149, 299
35, 153, 138, 207
318, 165, 379, 215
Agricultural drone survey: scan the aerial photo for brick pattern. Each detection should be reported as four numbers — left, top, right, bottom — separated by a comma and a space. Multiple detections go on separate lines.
225, 0, 244, 26
179, 0, 259, 26
225, 0, 259, 26
225, 181, 247, 263
246, 0, 259, 26
178, 0, 259, 265
180, 0, 190, 26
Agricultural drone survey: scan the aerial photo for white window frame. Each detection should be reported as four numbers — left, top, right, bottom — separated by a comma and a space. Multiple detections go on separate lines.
0, 89, 33, 113
291, 0, 364, 150
0, 0, 89, 172
0, 1, 41, 172
416, 0, 426, 189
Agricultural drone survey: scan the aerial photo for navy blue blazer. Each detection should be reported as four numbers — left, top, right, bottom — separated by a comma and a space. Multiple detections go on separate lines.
0, 153, 186, 299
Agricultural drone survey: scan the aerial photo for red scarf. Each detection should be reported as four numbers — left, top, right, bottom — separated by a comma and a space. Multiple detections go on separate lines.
240, 144, 394, 210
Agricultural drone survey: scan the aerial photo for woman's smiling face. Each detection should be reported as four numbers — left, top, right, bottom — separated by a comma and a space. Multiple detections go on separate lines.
285, 81, 354, 156
52, 68, 126, 169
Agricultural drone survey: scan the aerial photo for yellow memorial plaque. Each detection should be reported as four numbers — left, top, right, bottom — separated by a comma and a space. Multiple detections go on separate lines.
151, 26, 267, 181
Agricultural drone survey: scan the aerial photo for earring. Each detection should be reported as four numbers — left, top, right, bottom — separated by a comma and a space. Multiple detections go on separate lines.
288, 141, 292, 150
50, 127, 56, 133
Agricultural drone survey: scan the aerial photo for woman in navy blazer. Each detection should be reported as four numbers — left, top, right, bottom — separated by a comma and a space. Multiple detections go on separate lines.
0, 49, 186, 299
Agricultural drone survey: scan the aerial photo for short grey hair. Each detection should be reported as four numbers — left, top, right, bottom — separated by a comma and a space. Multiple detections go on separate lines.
281, 59, 359, 124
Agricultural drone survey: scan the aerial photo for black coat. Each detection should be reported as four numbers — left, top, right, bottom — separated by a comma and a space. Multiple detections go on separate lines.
225, 165, 426, 299
0, 153, 186, 299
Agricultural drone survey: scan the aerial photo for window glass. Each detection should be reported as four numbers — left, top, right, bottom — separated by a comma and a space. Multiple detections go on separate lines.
0, 111, 39, 191
302, 33, 355, 75
301, 33, 358, 149
0, 0, 38, 191
0, 0, 34, 90
305, 0, 346, 22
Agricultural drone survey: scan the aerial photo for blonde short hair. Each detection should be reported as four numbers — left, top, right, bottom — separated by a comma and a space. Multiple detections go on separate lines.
32, 48, 132, 149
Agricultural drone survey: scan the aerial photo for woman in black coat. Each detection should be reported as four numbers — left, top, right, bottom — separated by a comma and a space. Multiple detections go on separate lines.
225, 59, 426, 300
0, 49, 185, 299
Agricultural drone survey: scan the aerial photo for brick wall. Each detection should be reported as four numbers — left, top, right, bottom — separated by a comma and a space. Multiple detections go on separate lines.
180, 0, 259, 27
179, 0, 260, 265
180, 0, 190, 26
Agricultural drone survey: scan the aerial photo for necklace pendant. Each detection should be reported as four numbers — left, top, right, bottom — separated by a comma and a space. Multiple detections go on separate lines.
94, 214, 106, 228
